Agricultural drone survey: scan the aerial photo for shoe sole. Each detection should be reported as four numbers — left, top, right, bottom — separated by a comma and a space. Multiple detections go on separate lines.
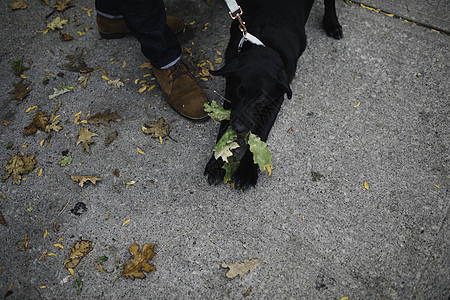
99, 31, 130, 39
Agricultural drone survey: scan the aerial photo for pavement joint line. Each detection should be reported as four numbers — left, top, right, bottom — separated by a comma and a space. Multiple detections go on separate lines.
346, 0, 450, 35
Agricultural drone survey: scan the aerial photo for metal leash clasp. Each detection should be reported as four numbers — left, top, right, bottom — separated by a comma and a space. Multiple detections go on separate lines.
228, 6, 248, 36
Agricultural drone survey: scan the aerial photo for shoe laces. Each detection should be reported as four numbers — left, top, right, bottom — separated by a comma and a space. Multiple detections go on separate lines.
168, 61, 189, 82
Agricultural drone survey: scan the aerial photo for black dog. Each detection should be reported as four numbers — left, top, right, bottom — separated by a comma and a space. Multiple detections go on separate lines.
205, 0, 343, 189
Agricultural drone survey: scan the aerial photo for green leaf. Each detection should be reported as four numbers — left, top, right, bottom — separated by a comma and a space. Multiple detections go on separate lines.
247, 133, 273, 176
213, 126, 239, 163
97, 256, 108, 262
49, 83, 73, 99
75, 278, 83, 295
222, 156, 240, 184
58, 155, 72, 167
6, 142, 13, 149
12, 58, 29, 76
47, 16, 68, 30
204, 100, 230, 121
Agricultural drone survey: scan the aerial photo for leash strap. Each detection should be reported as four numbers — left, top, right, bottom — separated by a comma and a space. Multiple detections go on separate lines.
222, 0, 265, 52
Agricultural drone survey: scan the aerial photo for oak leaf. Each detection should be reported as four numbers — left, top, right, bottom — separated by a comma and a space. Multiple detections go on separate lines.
48, 82, 73, 99
9, 79, 31, 101
70, 175, 102, 187
47, 16, 68, 30
204, 100, 230, 121
23, 111, 49, 136
122, 243, 156, 280
221, 259, 261, 279
2, 153, 36, 185
8, 0, 27, 9
214, 126, 239, 163
76, 127, 98, 153
142, 117, 169, 138
87, 109, 121, 127
247, 133, 273, 176
64, 239, 93, 269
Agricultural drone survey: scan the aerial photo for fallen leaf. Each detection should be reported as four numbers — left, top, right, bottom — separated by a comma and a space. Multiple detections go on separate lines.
248, 133, 273, 176
138, 62, 152, 69
8, 0, 27, 10
243, 286, 252, 297
53, 243, 64, 249
137, 147, 145, 154
68, 268, 74, 275
23, 111, 49, 136
9, 79, 31, 101
122, 219, 131, 226
59, 32, 74, 41
39, 249, 48, 260
2, 153, 36, 185
49, 83, 73, 99
78, 73, 90, 88
142, 117, 169, 138
87, 109, 121, 127
364, 180, 369, 190
221, 259, 261, 279
93, 261, 110, 273
76, 127, 98, 153
122, 243, 156, 280
45, 120, 63, 133
125, 180, 136, 188
222, 156, 240, 183
58, 155, 72, 167
37, 168, 43, 177
70, 175, 102, 187
64, 239, 93, 269
105, 131, 118, 146
204, 100, 230, 121
53, 0, 74, 12
47, 16, 69, 31
12, 58, 30, 76
61, 51, 93, 73
214, 127, 239, 163
108, 78, 124, 88
0, 211, 7, 226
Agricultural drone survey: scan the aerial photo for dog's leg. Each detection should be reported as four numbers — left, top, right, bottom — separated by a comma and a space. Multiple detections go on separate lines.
233, 95, 284, 190
323, 0, 343, 39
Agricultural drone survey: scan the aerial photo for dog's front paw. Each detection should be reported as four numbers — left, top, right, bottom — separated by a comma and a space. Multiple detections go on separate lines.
323, 18, 343, 40
233, 152, 258, 190
204, 155, 225, 185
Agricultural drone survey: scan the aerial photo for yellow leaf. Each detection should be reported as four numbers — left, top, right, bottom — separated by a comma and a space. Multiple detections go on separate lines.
43, 229, 48, 239
215, 49, 222, 56
43, 29, 50, 34
86, 110, 91, 118
340, 297, 349, 300
21, 145, 28, 148
74, 111, 82, 117
102, 75, 110, 81
40, 286, 47, 289
434, 184, 440, 189
20, 74, 27, 79
122, 61, 126, 68
122, 219, 131, 226
364, 181, 369, 190
25, 106, 37, 113
354, 102, 360, 108
74, 115, 81, 125
159, 136, 163, 144
40, 139, 45, 147
38, 168, 43, 178
138, 85, 147, 93
189, 21, 196, 25
81, 120, 88, 123
58, 237, 63, 242
53, 115, 60, 121
147, 84, 156, 91
48, 253, 56, 256
105, 215, 110, 220
68, 268, 74, 276
53, 243, 64, 249
137, 147, 145, 154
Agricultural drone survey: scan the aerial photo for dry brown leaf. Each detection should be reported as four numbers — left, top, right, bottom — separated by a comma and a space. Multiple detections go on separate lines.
59, 32, 74, 41
2, 153, 36, 185
8, 0, 27, 9
76, 127, 98, 153
78, 73, 90, 88
221, 259, 261, 279
45, 120, 63, 133
0, 211, 8, 226
62, 52, 93, 73
53, 0, 74, 12
70, 175, 102, 187
88, 109, 121, 127
105, 130, 118, 146
243, 286, 252, 297
23, 111, 49, 136
142, 117, 169, 138
64, 239, 93, 269
122, 243, 156, 280
93, 261, 112, 273
9, 79, 31, 101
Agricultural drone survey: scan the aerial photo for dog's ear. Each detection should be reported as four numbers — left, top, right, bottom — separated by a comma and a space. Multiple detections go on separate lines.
210, 58, 240, 77
277, 71, 292, 99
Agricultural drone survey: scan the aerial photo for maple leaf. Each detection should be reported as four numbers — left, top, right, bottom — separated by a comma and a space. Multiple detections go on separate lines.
204, 100, 230, 121
8, 0, 27, 9
214, 126, 239, 163
87, 109, 121, 127
70, 175, 102, 187
76, 127, 98, 153
2, 153, 36, 185
47, 16, 69, 30
64, 239, 93, 269
122, 243, 156, 280
9, 79, 31, 101
23, 111, 49, 136
62, 52, 93, 73
221, 259, 261, 279
53, 0, 74, 12
142, 117, 170, 138
247, 133, 273, 176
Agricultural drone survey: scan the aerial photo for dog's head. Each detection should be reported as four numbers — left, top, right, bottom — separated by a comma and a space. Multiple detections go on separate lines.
211, 49, 292, 134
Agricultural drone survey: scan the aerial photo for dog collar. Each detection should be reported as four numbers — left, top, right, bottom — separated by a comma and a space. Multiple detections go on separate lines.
238, 32, 265, 52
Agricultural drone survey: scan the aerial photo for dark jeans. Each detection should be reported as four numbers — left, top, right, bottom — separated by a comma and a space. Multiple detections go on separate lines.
96, 0, 181, 68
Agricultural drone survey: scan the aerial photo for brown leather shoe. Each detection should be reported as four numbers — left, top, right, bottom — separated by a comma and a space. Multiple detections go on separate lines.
153, 60, 209, 120
97, 14, 184, 39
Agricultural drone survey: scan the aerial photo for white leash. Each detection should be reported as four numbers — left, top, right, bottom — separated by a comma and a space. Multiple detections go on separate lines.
223, 0, 265, 52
